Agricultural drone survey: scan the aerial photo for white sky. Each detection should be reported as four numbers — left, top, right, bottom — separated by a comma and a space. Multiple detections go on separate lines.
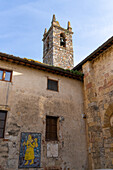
0, 0, 113, 66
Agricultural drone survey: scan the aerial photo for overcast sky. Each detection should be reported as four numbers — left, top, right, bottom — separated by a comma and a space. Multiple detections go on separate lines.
0, 0, 113, 66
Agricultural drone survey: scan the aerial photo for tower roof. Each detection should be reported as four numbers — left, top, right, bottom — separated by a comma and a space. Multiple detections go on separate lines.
67, 21, 72, 31
42, 15, 73, 41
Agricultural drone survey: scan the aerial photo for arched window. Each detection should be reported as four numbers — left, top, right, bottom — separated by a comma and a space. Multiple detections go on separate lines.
103, 103, 113, 137
46, 37, 49, 52
60, 33, 66, 47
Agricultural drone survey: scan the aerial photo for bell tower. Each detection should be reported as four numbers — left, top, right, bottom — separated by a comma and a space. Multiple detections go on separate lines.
42, 15, 74, 69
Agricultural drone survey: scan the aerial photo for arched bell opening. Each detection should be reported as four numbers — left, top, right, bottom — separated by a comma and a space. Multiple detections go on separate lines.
60, 33, 66, 47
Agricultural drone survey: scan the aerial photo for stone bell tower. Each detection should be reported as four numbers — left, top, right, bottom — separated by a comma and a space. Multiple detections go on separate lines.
42, 14, 74, 69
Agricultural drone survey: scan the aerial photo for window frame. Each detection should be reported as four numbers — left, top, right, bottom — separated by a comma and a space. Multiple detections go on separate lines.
46, 36, 49, 52
60, 33, 66, 47
47, 78, 59, 92
0, 68, 12, 82
46, 116, 58, 141
0, 110, 7, 138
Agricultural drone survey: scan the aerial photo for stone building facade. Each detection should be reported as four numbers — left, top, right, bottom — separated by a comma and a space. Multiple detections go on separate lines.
0, 14, 113, 170
43, 15, 74, 69
74, 36, 113, 169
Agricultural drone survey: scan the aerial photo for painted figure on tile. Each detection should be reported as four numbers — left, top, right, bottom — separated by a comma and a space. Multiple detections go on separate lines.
19, 133, 41, 168
23, 135, 38, 165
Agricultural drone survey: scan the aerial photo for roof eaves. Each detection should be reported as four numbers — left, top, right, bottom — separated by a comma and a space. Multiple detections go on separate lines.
0, 52, 83, 81
73, 36, 113, 70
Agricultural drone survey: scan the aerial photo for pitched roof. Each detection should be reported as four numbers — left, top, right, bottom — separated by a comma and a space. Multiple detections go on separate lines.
0, 52, 83, 81
73, 36, 113, 70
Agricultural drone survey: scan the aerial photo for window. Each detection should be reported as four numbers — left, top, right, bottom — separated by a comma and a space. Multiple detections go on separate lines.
0, 111, 7, 138
47, 78, 58, 92
60, 33, 66, 47
46, 116, 58, 141
46, 37, 49, 52
0, 69, 12, 82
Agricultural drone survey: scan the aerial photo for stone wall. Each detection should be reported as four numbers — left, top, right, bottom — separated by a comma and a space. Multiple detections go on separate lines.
43, 29, 53, 65
0, 60, 88, 170
52, 26, 74, 69
43, 20, 74, 69
82, 45, 113, 169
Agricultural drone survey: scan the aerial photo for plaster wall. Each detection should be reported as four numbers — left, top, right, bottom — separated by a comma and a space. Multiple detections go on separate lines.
0, 60, 88, 170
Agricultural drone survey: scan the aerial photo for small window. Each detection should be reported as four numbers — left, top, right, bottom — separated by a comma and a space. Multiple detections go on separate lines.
47, 79, 58, 92
46, 116, 58, 141
60, 33, 66, 47
46, 37, 49, 52
0, 111, 7, 138
0, 69, 12, 82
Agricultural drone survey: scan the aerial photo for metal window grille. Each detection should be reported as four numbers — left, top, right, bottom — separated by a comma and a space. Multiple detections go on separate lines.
47, 79, 58, 91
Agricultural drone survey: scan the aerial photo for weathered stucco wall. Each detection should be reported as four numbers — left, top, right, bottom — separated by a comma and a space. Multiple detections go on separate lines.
82, 45, 113, 169
0, 60, 88, 170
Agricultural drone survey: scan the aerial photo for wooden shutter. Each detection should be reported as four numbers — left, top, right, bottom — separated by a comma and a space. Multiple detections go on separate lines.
0, 111, 7, 138
46, 116, 58, 140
